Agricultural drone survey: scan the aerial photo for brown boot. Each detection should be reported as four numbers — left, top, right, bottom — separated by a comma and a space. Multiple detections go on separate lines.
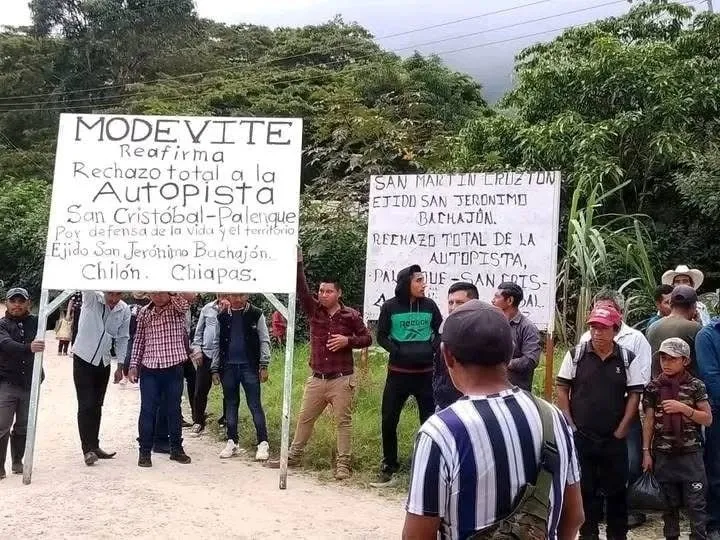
334, 465, 351, 480
335, 456, 351, 480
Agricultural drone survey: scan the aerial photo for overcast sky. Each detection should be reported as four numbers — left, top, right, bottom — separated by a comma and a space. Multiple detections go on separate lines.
1, 0, 709, 101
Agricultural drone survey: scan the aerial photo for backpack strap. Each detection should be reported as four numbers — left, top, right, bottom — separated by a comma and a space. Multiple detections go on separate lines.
620, 346, 631, 370
528, 395, 560, 515
467, 394, 560, 539
567, 341, 588, 381
572, 341, 587, 367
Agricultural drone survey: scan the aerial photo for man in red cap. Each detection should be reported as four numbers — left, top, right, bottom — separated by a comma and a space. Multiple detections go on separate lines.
556, 305, 646, 540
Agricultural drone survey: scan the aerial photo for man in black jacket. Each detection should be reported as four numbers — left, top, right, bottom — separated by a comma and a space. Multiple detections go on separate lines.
373, 265, 442, 487
0, 288, 45, 479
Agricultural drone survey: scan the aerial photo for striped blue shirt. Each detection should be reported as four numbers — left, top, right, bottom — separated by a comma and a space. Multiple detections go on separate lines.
406, 388, 580, 540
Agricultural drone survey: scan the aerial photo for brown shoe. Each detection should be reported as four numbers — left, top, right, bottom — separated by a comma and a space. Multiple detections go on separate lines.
264, 457, 301, 469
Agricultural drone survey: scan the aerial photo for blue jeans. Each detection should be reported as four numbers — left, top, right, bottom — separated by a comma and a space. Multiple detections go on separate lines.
221, 364, 268, 444
154, 390, 169, 449
706, 407, 720, 532
138, 365, 184, 454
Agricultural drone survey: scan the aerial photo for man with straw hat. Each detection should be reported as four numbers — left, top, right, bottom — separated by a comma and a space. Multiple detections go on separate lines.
662, 265, 711, 326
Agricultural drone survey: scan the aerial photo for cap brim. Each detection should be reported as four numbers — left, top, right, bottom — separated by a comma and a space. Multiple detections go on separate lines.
587, 317, 614, 327
658, 348, 685, 358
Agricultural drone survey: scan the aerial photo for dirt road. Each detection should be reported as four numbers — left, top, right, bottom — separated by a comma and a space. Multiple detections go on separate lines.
3, 333, 404, 539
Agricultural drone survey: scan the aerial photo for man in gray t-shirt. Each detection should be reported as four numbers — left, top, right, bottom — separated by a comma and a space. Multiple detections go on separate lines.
647, 285, 702, 377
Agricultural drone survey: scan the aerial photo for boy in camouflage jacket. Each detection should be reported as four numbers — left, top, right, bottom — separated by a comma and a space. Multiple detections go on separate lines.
643, 337, 713, 540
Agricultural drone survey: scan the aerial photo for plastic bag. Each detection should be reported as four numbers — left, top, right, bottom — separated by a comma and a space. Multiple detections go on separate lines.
627, 471, 666, 511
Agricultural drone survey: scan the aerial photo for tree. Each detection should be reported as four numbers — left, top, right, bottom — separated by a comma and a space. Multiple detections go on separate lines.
0, 15, 489, 296
0, 178, 51, 297
449, 1, 720, 335
124, 23, 487, 203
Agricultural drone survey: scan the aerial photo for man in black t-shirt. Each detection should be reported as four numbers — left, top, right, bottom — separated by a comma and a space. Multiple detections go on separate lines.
556, 306, 645, 540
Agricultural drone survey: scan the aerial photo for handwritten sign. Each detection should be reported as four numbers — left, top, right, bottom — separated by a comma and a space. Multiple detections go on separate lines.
363, 172, 561, 331
42, 113, 302, 293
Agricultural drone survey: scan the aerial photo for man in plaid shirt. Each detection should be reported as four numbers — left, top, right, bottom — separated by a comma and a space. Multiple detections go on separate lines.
268, 248, 371, 479
129, 292, 196, 467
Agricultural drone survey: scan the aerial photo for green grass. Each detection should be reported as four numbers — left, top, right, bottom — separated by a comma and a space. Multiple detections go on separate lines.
206, 343, 567, 487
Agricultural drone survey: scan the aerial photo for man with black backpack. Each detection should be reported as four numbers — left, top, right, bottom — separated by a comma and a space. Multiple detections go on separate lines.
403, 300, 584, 540
556, 305, 646, 540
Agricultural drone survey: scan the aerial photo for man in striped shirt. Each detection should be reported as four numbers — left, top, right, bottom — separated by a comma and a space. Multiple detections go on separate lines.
404, 300, 584, 540
128, 292, 196, 467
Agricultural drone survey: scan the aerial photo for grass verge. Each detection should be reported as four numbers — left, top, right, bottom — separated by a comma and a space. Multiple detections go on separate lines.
204, 343, 565, 489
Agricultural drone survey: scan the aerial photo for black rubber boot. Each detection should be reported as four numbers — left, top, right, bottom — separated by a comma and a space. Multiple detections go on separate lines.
0, 433, 8, 477
10, 433, 25, 473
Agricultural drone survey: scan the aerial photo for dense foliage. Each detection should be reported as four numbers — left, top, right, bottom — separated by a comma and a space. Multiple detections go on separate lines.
1, 0, 719, 340
447, 0, 720, 337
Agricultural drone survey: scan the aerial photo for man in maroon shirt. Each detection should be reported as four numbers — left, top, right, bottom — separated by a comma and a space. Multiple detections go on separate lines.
268, 248, 371, 479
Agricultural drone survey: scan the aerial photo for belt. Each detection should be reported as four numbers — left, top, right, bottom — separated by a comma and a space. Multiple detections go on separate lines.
312, 371, 352, 380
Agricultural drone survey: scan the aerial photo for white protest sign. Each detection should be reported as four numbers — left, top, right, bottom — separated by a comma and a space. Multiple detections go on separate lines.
363, 172, 561, 331
42, 113, 302, 293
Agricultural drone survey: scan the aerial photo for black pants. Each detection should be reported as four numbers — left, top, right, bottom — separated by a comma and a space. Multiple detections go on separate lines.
193, 354, 213, 427
73, 356, 110, 454
575, 432, 629, 540
183, 359, 196, 419
655, 451, 708, 539
381, 370, 434, 472
58, 340, 69, 355
0, 382, 29, 469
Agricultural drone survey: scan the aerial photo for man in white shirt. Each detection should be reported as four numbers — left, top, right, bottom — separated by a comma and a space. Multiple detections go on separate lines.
72, 291, 130, 466
579, 290, 651, 530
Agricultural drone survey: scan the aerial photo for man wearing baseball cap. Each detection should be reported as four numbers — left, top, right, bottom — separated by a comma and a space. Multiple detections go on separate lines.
557, 305, 645, 540
647, 285, 702, 378
577, 290, 652, 530
0, 288, 45, 479
404, 300, 584, 539
642, 337, 712, 540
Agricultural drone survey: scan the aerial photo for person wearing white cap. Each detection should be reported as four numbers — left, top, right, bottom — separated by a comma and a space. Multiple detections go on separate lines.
642, 337, 712, 540
662, 265, 711, 326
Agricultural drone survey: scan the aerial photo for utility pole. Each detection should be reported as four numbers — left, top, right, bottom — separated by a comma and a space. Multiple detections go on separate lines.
709, 0, 715, 13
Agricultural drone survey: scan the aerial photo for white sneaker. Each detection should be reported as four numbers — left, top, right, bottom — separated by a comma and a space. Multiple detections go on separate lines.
255, 441, 269, 461
219, 439, 237, 459
189, 424, 203, 437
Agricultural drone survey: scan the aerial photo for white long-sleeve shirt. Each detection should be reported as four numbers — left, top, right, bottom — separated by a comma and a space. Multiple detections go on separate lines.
72, 291, 130, 367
